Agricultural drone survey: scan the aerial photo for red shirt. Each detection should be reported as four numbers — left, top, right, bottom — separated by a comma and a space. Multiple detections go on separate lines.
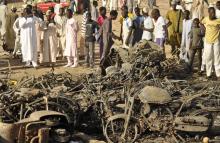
97, 15, 106, 26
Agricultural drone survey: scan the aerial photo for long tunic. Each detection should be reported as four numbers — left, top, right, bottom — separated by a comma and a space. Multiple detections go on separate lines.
64, 17, 79, 57
0, 4, 7, 38
180, 19, 192, 62
35, 17, 43, 53
192, 0, 205, 21
41, 23, 58, 63
110, 0, 118, 10
166, 10, 183, 46
5, 12, 18, 50
19, 17, 40, 62
54, 15, 67, 51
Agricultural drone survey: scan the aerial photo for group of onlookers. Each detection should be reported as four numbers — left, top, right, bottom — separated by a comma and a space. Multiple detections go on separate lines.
1, 0, 220, 79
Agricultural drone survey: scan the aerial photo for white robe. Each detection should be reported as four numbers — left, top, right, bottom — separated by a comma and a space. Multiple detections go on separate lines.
180, 19, 192, 62
54, 15, 67, 52
41, 23, 58, 63
64, 17, 79, 57
19, 17, 41, 62
13, 17, 22, 54
110, 0, 118, 10
0, 4, 7, 37
192, 0, 204, 21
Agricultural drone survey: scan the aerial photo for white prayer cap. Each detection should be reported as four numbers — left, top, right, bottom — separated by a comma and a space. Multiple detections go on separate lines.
142, 7, 149, 13
171, 0, 177, 5
11, 5, 17, 10
46, 10, 51, 16
22, 4, 27, 8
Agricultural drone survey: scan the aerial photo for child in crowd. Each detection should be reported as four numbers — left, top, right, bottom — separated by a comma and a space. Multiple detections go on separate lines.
188, 18, 204, 73
85, 12, 99, 68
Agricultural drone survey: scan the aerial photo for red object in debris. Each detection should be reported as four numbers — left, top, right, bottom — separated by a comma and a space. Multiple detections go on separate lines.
37, 1, 70, 13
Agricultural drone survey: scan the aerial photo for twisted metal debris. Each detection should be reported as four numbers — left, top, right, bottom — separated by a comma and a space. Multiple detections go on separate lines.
0, 40, 220, 143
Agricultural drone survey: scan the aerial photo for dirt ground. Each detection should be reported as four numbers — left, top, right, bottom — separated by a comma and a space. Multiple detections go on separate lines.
0, 0, 210, 80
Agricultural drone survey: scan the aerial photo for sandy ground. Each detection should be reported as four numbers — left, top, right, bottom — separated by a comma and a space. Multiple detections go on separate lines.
0, 0, 210, 80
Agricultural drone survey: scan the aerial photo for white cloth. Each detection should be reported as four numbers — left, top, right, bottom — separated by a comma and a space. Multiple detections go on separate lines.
102, 0, 107, 7
13, 17, 22, 55
176, 5, 184, 11
180, 19, 192, 62
0, 4, 7, 37
122, 17, 132, 48
54, 15, 67, 53
183, 0, 193, 11
41, 23, 58, 63
54, 4, 61, 15
91, 6, 98, 21
19, 17, 41, 63
64, 18, 79, 58
142, 16, 153, 41
216, 9, 220, 19
110, 0, 118, 10
204, 40, 220, 77
153, 16, 166, 39
192, 0, 204, 21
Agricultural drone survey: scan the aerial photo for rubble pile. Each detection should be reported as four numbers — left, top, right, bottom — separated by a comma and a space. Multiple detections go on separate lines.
0, 40, 220, 143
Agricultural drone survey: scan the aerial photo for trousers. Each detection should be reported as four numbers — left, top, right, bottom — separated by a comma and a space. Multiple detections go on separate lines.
85, 41, 95, 66
204, 40, 220, 77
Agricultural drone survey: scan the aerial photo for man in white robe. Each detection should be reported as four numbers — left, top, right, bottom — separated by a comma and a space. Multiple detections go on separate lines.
54, 0, 62, 15
54, 7, 67, 57
0, 1, 7, 40
13, 12, 23, 56
40, 12, 58, 65
19, 8, 41, 68
180, 10, 192, 63
64, 9, 79, 67
110, 0, 118, 11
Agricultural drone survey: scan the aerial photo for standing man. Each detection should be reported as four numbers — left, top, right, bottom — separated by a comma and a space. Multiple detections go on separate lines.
5, 6, 18, 52
151, 9, 167, 52
201, 7, 220, 79
85, 12, 99, 68
54, 7, 67, 57
180, 10, 192, 62
97, 7, 107, 58
19, 8, 41, 68
64, 9, 79, 67
141, 8, 154, 41
13, 11, 24, 57
0, 0, 7, 41
130, 7, 144, 46
166, 0, 183, 57
121, 6, 132, 48
40, 11, 58, 66
91, 0, 98, 21
99, 10, 119, 76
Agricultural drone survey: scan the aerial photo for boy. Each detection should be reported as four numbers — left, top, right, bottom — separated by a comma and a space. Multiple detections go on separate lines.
64, 9, 79, 67
188, 18, 204, 73
85, 12, 99, 68
180, 10, 192, 63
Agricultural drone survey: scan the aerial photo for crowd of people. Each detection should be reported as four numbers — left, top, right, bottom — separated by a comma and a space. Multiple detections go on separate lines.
0, 0, 220, 78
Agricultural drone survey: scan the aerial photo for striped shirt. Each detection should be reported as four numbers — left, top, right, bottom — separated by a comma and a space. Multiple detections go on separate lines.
81, 11, 88, 37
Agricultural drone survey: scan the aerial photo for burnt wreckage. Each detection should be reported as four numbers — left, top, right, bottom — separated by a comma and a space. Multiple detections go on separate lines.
0, 40, 220, 143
